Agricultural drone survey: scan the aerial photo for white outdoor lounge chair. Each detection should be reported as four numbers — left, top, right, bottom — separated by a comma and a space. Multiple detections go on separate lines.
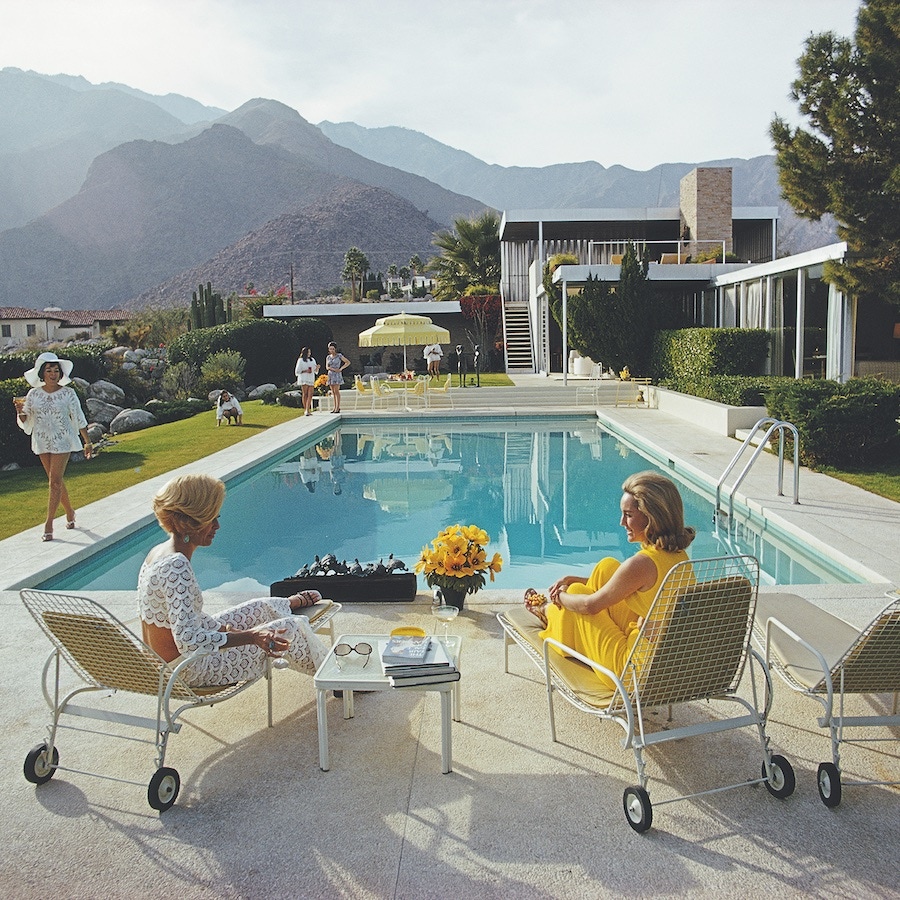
497, 555, 795, 832
575, 362, 604, 406
754, 591, 900, 807
428, 374, 454, 408
352, 375, 372, 409
20, 589, 340, 812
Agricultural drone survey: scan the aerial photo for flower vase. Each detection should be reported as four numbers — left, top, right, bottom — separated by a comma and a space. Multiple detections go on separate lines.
441, 586, 468, 611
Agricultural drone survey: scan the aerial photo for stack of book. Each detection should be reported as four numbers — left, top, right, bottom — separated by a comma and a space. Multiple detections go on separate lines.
380, 635, 460, 687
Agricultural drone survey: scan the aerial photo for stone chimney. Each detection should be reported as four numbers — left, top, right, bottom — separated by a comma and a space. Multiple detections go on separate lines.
679, 167, 733, 261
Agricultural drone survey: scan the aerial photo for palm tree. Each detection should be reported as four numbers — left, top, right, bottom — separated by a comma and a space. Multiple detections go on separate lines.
342, 247, 370, 303
429, 210, 501, 301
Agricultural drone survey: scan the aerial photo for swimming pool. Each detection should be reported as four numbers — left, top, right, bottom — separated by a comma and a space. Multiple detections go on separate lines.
41, 417, 861, 593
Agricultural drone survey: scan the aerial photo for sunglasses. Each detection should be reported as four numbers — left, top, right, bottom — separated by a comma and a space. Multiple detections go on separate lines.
333, 641, 373, 667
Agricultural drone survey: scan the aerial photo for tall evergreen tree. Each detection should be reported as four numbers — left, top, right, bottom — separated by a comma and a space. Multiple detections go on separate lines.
568, 244, 653, 373
770, 0, 900, 305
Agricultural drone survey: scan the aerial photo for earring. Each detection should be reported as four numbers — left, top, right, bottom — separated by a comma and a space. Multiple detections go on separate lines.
183, 533, 190, 544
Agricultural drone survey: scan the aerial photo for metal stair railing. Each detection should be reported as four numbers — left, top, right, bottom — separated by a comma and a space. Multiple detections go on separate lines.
715, 418, 800, 524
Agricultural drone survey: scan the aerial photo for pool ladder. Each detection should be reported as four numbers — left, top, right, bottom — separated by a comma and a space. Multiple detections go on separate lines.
715, 417, 800, 526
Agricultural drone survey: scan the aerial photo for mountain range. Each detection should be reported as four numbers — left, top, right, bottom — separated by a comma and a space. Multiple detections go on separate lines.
0, 68, 836, 312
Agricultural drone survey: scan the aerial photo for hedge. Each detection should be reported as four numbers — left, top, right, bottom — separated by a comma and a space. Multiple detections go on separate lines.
651, 328, 770, 381
0, 345, 110, 383
661, 375, 794, 407
765, 377, 900, 468
167, 318, 331, 387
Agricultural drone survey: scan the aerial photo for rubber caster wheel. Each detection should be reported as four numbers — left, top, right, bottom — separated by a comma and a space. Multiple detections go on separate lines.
817, 762, 842, 807
24, 743, 59, 785
147, 767, 180, 812
623, 785, 653, 833
763, 754, 795, 799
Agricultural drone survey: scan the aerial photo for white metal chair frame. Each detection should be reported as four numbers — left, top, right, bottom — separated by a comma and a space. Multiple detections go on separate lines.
497, 555, 795, 832
20, 589, 340, 811
575, 362, 604, 406
755, 591, 900, 807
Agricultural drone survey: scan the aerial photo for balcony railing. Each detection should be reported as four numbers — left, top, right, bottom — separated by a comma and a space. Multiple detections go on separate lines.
587, 240, 728, 265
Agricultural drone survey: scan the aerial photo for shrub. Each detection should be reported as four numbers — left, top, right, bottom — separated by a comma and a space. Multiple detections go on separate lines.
662, 375, 794, 407
162, 361, 199, 400
0, 377, 36, 467
765, 377, 900, 468
141, 399, 208, 425
0, 344, 109, 383
199, 350, 246, 395
169, 318, 331, 386
651, 328, 770, 381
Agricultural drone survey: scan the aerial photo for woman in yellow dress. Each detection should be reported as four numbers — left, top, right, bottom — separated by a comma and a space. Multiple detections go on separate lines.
524, 471, 695, 688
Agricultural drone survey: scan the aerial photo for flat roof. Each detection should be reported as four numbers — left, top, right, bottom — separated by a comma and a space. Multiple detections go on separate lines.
264, 300, 461, 318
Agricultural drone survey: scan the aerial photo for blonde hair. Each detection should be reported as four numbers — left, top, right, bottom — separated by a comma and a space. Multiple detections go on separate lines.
153, 474, 225, 538
621, 471, 695, 552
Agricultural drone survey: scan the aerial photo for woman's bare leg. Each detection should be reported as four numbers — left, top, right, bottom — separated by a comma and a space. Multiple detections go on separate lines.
39, 452, 73, 534
331, 383, 341, 412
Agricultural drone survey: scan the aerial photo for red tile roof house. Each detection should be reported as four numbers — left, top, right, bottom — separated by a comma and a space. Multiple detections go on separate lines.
0, 307, 131, 349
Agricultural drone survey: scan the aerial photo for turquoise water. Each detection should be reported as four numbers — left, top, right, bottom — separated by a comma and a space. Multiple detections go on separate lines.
41, 417, 859, 593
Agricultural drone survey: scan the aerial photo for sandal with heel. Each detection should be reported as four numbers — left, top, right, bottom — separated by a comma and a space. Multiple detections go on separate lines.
524, 588, 549, 628
41, 532, 54, 542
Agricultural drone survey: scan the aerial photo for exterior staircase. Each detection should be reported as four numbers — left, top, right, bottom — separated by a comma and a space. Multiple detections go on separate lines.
503, 301, 535, 373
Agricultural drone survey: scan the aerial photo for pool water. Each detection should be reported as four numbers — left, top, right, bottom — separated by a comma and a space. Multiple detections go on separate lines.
41, 417, 859, 593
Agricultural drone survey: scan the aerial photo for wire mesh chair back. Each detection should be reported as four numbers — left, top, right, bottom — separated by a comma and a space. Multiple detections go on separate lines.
21, 589, 197, 700
830, 599, 900, 693
621, 555, 759, 710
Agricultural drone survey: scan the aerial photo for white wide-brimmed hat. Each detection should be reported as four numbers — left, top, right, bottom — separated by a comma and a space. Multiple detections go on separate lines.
23, 351, 74, 387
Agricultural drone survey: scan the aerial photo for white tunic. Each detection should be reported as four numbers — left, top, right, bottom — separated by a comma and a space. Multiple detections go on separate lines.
16, 386, 87, 454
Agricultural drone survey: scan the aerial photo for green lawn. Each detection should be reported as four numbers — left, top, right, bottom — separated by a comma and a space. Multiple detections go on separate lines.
821, 462, 900, 505
0, 401, 300, 540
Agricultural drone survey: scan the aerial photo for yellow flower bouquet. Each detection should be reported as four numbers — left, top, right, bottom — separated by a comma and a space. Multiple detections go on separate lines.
314, 374, 329, 395
415, 524, 503, 596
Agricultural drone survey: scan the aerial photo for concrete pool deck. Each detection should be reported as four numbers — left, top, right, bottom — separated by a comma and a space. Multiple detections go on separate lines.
1, 377, 898, 896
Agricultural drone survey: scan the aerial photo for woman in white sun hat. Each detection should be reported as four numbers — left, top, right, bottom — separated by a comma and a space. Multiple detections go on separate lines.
14, 351, 93, 542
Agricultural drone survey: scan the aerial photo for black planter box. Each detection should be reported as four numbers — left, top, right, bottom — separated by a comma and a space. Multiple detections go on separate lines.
270, 572, 418, 603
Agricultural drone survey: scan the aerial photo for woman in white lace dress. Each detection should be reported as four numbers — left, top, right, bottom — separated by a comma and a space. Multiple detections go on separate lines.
137, 473, 328, 686
14, 352, 93, 541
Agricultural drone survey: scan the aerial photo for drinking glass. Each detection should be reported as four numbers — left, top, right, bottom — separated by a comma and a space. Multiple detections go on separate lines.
431, 600, 459, 640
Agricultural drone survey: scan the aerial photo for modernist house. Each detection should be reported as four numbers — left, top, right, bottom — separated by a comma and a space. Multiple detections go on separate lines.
0, 307, 131, 349
499, 167, 898, 382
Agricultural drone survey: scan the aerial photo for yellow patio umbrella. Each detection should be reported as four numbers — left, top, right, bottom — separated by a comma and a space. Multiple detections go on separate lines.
358, 312, 450, 372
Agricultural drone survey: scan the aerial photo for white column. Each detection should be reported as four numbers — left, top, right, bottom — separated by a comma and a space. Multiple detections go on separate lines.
826, 283, 853, 382
794, 269, 806, 379
562, 279, 568, 385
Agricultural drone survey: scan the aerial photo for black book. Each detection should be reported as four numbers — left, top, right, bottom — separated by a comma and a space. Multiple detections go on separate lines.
389, 668, 460, 688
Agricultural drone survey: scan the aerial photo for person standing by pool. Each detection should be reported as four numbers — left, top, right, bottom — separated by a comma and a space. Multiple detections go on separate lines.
524, 471, 695, 689
294, 347, 319, 415
137, 473, 327, 686
424, 343, 443, 380
325, 342, 350, 413
14, 351, 93, 542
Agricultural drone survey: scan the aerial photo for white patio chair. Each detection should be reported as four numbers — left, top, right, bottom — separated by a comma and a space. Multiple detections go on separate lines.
575, 362, 604, 406
497, 555, 795, 832
428, 374, 454, 408
20, 589, 340, 812
754, 591, 900, 807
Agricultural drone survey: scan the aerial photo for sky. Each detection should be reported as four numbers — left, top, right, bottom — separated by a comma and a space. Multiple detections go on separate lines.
2, 0, 862, 171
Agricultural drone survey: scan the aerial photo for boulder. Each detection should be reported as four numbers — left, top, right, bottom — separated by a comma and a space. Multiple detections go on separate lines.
104, 346, 129, 359
123, 349, 142, 364
86, 423, 106, 442
86, 398, 125, 427
71, 376, 90, 391
249, 383, 277, 399
88, 380, 126, 404
110, 409, 158, 434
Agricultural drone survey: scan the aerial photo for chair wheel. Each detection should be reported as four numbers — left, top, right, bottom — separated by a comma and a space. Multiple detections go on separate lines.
763, 754, 796, 799
817, 762, 842, 807
23, 743, 59, 785
147, 767, 180, 812
623, 785, 653, 833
